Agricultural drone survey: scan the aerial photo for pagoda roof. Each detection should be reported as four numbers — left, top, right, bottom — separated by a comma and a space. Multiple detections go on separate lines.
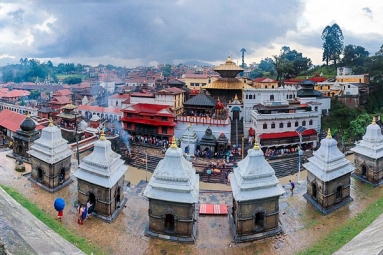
28, 122, 72, 164
143, 141, 199, 203
351, 119, 383, 159
303, 130, 354, 182
213, 56, 244, 74
204, 78, 253, 90
183, 93, 216, 107
230, 143, 284, 201
122, 103, 175, 117
73, 133, 128, 188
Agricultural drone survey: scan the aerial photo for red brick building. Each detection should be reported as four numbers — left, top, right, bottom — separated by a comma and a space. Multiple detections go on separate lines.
121, 103, 176, 138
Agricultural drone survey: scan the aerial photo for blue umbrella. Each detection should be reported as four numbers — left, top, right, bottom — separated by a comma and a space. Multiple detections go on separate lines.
54, 198, 65, 212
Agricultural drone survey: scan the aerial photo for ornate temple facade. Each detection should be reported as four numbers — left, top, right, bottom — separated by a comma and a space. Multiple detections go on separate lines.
28, 119, 73, 193
73, 130, 128, 222
230, 140, 284, 242
144, 137, 199, 243
351, 117, 383, 186
303, 129, 354, 215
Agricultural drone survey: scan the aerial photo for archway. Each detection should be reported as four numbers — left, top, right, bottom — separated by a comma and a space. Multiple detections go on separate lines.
37, 167, 43, 183
312, 182, 317, 200
165, 214, 175, 233
115, 186, 121, 209
232, 106, 241, 121
254, 212, 265, 232
335, 186, 342, 202
59, 167, 65, 184
361, 165, 367, 178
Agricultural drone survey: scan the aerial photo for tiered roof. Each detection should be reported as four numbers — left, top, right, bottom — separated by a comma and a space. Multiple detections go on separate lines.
303, 129, 354, 181
351, 117, 383, 159
73, 130, 128, 188
230, 141, 284, 201
28, 119, 72, 164
144, 137, 199, 203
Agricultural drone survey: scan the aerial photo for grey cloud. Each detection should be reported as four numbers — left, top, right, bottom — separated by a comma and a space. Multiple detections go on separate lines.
23, 0, 303, 65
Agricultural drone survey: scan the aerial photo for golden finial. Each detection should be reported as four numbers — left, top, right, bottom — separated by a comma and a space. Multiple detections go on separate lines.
372, 116, 376, 125
26, 112, 30, 118
100, 129, 105, 141
170, 136, 177, 148
326, 128, 332, 139
253, 139, 259, 150
234, 94, 238, 100
48, 117, 53, 127
188, 123, 191, 128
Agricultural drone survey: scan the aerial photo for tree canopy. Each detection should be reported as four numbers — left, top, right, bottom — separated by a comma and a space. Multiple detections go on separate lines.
321, 23, 344, 68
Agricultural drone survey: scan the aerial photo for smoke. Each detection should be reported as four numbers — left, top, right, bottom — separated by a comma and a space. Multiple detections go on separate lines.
111, 120, 130, 153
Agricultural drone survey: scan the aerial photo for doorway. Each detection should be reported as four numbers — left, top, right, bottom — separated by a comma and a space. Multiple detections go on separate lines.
232, 107, 240, 121
59, 167, 65, 184
361, 165, 367, 178
312, 182, 317, 200
37, 167, 43, 183
335, 186, 342, 203
254, 212, 265, 232
165, 214, 175, 233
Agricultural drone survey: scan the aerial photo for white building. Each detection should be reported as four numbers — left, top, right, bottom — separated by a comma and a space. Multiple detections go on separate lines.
250, 99, 321, 151
107, 93, 130, 108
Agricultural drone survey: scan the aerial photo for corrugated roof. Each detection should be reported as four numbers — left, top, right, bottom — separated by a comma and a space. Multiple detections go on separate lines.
0, 109, 44, 132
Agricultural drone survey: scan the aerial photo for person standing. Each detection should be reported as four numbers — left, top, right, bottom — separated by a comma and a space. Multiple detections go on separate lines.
289, 180, 295, 196
57, 210, 63, 221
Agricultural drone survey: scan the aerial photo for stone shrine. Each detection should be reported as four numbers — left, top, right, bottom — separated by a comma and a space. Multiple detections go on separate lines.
73, 130, 128, 222
230, 140, 284, 242
12, 113, 40, 162
144, 137, 199, 243
28, 118, 73, 193
180, 123, 198, 159
351, 117, 383, 186
303, 129, 354, 215
199, 126, 216, 156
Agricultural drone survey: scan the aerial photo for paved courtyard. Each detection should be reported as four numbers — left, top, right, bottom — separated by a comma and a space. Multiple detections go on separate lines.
1, 149, 383, 254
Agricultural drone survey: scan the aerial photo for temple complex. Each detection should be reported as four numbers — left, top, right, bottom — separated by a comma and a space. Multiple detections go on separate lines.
303, 129, 354, 215
144, 137, 199, 243
351, 117, 383, 186
57, 103, 83, 143
230, 140, 284, 242
73, 130, 128, 222
199, 127, 217, 157
28, 118, 73, 192
12, 113, 40, 162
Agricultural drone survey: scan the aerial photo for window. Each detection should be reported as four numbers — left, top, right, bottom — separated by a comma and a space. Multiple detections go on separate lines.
302, 120, 306, 126
202, 83, 206, 86
348, 85, 350, 88
309, 120, 313, 125
150, 116, 154, 119
116, 101, 118, 106
162, 117, 168, 121
295, 121, 299, 127
139, 115, 143, 118
287, 122, 291, 128
271, 123, 275, 129
190, 83, 195, 86
279, 123, 283, 128
263, 123, 267, 129
162, 127, 168, 134
246, 95, 248, 99
127, 113, 132, 118
195, 83, 200, 86
270, 95, 274, 101
127, 123, 132, 129
249, 95, 252, 99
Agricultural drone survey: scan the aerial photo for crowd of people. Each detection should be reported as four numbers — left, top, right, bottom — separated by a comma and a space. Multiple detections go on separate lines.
129, 134, 170, 150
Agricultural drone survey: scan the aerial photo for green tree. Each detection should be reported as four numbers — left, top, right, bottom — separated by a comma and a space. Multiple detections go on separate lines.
321, 23, 344, 68
346, 112, 371, 141
248, 69, 263, 79
258, 57, 275, 75
273, 46, 311, 81
162, 64, 172, 77
342, 45, 369, 67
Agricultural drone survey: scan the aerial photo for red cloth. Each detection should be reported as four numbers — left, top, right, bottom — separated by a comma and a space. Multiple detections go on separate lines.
58, 211, 63, 217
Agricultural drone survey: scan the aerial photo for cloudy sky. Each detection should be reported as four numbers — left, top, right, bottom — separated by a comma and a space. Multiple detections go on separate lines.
0, 0, 383, 68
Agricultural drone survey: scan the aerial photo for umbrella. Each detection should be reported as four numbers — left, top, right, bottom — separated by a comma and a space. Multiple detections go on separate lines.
54, 197, 65, 212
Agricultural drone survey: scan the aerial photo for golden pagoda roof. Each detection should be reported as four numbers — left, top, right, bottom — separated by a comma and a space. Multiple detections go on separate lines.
204, 78, 253, 90
60, 103, 77, 110
214, 56, 244, 72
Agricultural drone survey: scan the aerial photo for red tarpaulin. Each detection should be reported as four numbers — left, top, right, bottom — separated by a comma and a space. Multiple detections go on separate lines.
199, 204, 228, 215
259, 129, 317, 140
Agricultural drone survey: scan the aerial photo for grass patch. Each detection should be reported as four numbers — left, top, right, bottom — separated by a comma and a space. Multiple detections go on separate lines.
0, 184, 104, 255
298, 195, 383, 255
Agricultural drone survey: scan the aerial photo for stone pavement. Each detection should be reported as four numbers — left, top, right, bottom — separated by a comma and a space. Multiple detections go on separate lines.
0, 186, 85, 255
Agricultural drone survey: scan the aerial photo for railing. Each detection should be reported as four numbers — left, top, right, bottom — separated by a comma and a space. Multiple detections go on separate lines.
176, 116, 231, 126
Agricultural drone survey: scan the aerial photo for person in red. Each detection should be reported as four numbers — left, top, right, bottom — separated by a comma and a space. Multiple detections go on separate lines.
57, 210, 63, 221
